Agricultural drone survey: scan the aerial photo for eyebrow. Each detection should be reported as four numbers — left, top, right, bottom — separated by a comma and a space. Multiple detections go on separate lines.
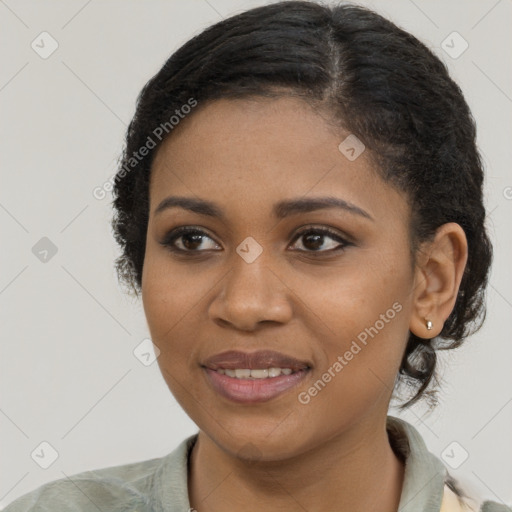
154, 195, 373, 221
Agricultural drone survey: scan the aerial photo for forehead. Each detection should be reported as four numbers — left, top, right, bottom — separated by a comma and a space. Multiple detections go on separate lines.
149, 97, 409, 224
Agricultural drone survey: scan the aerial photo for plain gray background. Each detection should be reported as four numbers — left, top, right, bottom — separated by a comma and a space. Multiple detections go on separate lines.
1, 0, 511, 508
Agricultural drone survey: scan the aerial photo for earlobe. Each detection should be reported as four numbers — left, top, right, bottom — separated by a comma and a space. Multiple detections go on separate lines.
409, 223, 468, 339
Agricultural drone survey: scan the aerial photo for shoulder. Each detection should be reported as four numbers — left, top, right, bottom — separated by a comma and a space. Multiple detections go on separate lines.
480, 502, 512, 512
386, 416, 511, 512
442, 484, 512, 512
2, 455, 165, 512
2, 434, 198, 512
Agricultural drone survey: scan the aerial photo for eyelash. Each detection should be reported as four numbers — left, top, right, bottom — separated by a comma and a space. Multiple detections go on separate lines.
159, 225, 352, 256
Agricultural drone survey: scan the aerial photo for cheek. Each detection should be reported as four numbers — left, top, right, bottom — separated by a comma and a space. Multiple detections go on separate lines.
302, 252, 411, 387
141, 250, 201, 365
142, 253, 208, 412
142, 247, 195, 332
296, 287, 409, 434
303, 252, 410, 338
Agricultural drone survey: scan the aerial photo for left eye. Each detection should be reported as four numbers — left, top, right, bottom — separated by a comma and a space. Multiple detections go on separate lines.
290, 227, 349, 253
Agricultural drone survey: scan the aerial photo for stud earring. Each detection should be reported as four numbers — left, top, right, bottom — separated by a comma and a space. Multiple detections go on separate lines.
426, 319, 433, 330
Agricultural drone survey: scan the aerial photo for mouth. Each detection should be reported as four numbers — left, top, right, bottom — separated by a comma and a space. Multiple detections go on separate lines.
214, 367, 296, 378
202, 350, 312, 404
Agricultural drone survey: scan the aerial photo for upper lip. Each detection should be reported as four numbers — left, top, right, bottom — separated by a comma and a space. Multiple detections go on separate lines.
203, 350, 311, 371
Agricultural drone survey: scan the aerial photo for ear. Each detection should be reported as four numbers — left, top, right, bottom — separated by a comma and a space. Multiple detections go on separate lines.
409, 223, 468, 339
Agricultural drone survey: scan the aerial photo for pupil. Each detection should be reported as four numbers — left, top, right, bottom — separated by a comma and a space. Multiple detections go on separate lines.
304, 234, 322, 250
183, 233, 202, 250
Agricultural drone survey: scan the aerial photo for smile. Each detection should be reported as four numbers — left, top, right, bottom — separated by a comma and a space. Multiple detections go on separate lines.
215, 368, 294, 378
204, 367, 310, 403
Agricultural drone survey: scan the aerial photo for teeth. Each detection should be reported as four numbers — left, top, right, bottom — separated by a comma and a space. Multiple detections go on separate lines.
268, 367, 282, 377
217, 367, 296, 379
249, 369, 268, 378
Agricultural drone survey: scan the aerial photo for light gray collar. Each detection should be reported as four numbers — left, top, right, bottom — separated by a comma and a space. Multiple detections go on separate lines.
152, 415, 447, 512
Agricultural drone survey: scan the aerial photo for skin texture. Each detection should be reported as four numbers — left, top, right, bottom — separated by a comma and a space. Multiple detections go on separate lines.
141, 97, 468, 512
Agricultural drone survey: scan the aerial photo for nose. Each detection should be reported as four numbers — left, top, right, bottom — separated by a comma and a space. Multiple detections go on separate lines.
208, 250, 293, 331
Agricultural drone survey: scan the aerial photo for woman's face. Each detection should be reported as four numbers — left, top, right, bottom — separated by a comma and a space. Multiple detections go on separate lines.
142, 96, 417, 460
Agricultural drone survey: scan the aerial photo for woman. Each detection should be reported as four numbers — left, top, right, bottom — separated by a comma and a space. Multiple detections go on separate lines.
4, 1, 510, 511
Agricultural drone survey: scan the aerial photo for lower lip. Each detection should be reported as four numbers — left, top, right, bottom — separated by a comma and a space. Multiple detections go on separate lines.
204, 368, 310, 404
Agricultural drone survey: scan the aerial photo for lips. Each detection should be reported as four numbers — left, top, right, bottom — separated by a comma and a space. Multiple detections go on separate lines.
202, 350, 311, 371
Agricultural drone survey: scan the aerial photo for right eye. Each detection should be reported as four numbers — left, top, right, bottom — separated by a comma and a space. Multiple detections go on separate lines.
160, 226, 221, 253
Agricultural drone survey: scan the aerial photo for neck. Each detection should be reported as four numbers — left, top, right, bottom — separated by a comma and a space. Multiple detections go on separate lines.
188, 415, 405, 512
